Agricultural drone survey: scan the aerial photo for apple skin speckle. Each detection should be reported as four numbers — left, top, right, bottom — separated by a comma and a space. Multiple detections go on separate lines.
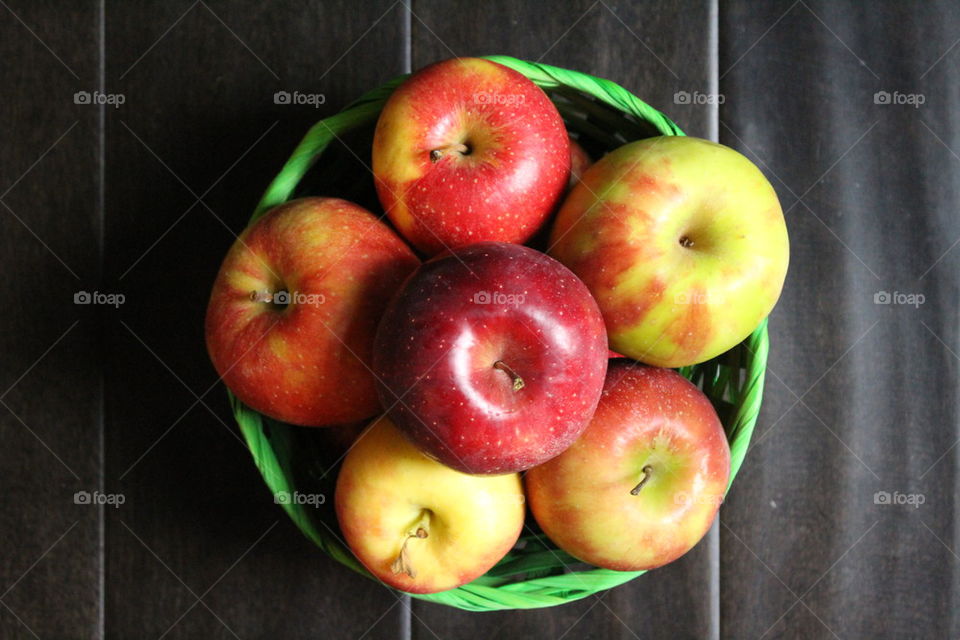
205, 197, 419, 427
372, 57, 571, 256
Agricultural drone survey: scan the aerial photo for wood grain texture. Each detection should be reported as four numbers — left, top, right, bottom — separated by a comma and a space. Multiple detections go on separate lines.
719, 1, 960, 637
0, 1, 101, 638
102, 1, 409, 637
408, 1, 717, 638
4, 1, 960, 638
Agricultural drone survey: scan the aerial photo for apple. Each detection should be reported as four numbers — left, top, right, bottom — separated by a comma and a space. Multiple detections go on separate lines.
205, 197, 419, 426
525, 362, 730, 571
372, 57, 570, 256
568, 137, 592, 188
335, 416, 525, 593
549, 136, 789, 367
373, 241, 608, 475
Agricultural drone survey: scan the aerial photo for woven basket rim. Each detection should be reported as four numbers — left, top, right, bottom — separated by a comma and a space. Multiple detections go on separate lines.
228, 55, 769, 611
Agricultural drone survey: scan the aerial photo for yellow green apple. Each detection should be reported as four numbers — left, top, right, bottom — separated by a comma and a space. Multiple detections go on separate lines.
549, 136, 789, 367
525, 361, 730, 570
335, 416, 525, 593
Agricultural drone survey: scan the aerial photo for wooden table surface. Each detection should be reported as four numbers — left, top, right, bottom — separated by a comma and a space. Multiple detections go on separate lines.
2, 1, 957, 638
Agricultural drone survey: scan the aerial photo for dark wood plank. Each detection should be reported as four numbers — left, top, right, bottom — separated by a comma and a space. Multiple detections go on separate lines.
103, 1, 410, 637
408, 1, 718, 637
9, 1, 960, 637
719, 1, 960, 637
0, 1, 102, 638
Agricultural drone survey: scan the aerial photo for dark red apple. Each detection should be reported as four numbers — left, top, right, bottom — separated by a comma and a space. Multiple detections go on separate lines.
372, 242, 608, 474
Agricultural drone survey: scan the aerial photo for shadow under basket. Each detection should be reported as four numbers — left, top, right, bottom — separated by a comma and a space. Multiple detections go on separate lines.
227, 55, 769, 611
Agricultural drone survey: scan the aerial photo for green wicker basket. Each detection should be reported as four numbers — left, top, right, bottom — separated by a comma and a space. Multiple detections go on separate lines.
228, 55, 769, 611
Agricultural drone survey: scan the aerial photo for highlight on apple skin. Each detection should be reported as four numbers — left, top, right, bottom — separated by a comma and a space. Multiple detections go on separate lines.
372, 241, 609, 475
549, 135, 789, 368
335, 416, 525, 594
205, 197, 419, 427
525, 362, 730, 571
372, 57, 570, 256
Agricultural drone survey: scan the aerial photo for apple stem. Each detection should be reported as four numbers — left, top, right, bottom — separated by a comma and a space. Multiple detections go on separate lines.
430, 143, 470, 162
630, 465, 654, 496
494, 360, 525, 391
391, 527, 429, 579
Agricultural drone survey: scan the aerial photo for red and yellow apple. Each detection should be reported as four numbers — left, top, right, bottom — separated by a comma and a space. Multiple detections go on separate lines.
205, 197, 419, 426
335, 416, 525, 593
525, 362, 730, 571
549, 136, 789, 367
372, 57, 570, 256
373, 242, 608, 475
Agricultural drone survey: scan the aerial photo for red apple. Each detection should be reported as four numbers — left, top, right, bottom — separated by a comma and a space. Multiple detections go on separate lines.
525, 362, 730, 570
372, 57, 570, 256
335, 416, 525, 593
373, 241, 608, 474
205, 197, 419, 426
